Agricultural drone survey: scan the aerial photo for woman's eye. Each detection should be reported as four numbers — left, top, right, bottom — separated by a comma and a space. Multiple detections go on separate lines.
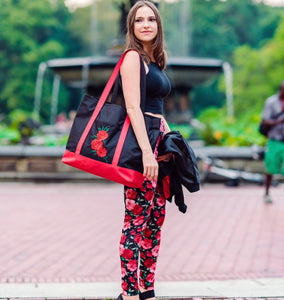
149, 18, 156, 22
135, 19, 142, 22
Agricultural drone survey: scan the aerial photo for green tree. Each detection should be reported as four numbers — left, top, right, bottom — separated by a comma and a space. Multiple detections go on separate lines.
232, 13, 284, 117
68, 1, 121, 56
0, 0, 74, 120
159, 0, 284, 116
161, 0, 284, 61
198, 13, 284, 146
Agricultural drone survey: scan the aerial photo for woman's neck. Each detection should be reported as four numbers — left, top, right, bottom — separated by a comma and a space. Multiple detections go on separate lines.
143, 44, 154, 61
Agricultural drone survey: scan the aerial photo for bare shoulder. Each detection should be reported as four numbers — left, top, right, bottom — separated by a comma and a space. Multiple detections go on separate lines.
122, 50, 140, 70
124, 49, 140, 61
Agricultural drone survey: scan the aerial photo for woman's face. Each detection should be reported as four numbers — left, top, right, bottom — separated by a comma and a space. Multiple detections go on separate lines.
134, 6, 158, 46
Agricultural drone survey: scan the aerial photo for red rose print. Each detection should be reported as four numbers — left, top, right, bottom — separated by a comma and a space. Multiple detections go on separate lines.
97, 130, 109, 140
150, 262, 157, 273
134, 233, 142, 244
127, 259, 137, 272
157, 216, 165, 226
129, 276, 135, 283
132, 204, 143, 215
161, 208, 165, 216
144, 228, 152, 238
126, 199, 136, 210
91, 139, 103, 151
156, 196, 165, 207
146, 250, 153, 257
120, 234, 126, 244
125, 214, 131, 223
121, 267, 127, 277
146, 273, 155, 283
145, 190, 154, 201
141, 238, 152, 249
97, 146, 107, 157
122, 248, 134, 259
140, 280, 146, 289
122, 281, 128, 291
140, 252, 146, 259
123, 222, 131, 230
152, 245, 159, 257
155, 231, 161, 241
146, 181, 152, 189
144, 258, 155, 268
126, 189, 137, 199
142, 223, 147, 232
91, 127, 109, 161
119, 244, 124, 256
154, 211, 160, 218
133, 215, 144, 226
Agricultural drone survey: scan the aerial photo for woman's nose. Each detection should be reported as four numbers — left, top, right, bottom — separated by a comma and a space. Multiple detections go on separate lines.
143, 21, 149, 28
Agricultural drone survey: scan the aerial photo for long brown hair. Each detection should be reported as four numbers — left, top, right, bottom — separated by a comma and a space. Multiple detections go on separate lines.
125, 0, 167, 70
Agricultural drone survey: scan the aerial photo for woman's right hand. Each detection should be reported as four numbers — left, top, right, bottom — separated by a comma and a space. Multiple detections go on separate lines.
142, 151, 159, 181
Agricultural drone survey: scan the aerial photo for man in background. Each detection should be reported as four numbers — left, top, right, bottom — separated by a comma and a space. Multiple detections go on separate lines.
261, 81, 284, 203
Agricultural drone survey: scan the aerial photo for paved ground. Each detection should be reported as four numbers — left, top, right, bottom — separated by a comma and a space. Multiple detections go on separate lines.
0, 182, 283, 299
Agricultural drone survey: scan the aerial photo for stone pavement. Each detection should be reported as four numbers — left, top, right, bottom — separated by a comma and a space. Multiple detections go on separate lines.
0, 182, 283, 299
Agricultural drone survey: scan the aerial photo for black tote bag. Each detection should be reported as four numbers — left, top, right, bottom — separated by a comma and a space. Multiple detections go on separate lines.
62, 50, 161, 188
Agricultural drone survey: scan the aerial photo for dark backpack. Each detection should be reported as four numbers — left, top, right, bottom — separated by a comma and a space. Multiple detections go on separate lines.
259, 111, 284, 137
258, 122, 271, 137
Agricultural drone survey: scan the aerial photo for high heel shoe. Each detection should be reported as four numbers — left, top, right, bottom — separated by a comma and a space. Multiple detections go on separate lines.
139, 290, 155, 300
117, 294, 123, 300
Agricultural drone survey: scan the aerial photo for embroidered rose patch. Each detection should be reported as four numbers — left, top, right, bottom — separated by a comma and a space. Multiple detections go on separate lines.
91, 126, 109, 162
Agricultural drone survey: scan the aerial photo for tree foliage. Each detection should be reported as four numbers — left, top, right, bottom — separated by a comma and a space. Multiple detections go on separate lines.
161, 0, 283, 61
198, 13, 284, 146
67, 1, 120, 56
1, 0, 284, 128
159, 0, 284, 116
232, 13, 284, 117
0, 0, 78, 119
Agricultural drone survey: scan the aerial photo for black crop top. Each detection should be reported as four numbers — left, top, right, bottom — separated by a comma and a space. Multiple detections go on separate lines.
145, 62, 171, 114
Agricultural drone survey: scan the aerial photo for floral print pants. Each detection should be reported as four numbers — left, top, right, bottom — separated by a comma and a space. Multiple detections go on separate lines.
119, 180, 166, 296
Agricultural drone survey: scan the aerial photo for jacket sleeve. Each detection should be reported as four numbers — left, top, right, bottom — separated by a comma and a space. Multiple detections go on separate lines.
157, 131, 200, 213
158, 131, 200, 193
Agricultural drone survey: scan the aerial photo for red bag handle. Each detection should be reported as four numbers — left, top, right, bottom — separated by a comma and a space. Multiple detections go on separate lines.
76, 49, 141, 157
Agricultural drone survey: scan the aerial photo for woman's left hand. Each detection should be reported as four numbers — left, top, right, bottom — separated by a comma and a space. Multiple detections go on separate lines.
157, 152, 173, 162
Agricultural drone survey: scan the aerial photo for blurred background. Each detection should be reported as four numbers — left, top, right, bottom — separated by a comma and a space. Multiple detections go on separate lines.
1, 0, 284, 148
0, 1, 284, 291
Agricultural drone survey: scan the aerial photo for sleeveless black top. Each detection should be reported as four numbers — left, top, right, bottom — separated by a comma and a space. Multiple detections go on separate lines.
145, 62, 171, 114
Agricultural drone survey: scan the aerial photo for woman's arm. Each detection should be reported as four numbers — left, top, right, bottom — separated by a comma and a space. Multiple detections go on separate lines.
161, 116, 171, 135
120, 50, 158, 182
157, 116, 173, 162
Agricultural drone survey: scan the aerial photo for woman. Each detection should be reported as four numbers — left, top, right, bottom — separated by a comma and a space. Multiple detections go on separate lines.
118, 1, 172, 300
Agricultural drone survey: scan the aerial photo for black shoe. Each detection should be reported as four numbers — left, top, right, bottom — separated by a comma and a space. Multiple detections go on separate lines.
117, 294, 123, 300
139, 290, 155, 300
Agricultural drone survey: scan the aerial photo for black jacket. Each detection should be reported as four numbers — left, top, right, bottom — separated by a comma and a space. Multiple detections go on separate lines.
157, 131, 200, 213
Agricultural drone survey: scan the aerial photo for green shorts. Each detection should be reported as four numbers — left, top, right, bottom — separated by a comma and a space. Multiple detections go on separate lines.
264, 139, 284, 175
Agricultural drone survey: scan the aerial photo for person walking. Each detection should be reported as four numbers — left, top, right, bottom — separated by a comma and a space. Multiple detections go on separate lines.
118, 1, 172, 300
261, 80, 284, 204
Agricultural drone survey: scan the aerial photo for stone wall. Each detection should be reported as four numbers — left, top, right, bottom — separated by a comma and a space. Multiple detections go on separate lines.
0, 146, 95, 182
